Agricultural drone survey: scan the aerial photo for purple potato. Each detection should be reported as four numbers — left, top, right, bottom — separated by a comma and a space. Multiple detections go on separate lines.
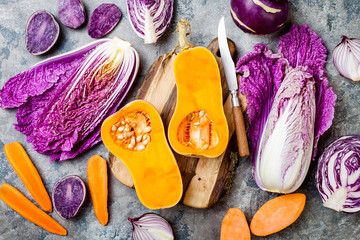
52, 175, 86, 219
88, 4, 122, 38
57, 0, 86, 29
26, 10, 60, 55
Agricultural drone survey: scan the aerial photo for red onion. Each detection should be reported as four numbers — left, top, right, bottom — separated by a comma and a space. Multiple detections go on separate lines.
128, 213, 174, 240
230, 0, 289, 35
332, 35, 360, 82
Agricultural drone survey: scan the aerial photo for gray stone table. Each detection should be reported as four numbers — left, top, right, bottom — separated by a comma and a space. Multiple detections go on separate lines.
1, 0, 360, 239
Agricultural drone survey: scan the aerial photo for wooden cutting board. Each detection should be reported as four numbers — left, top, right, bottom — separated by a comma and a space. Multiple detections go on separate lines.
109, 38, 247, 208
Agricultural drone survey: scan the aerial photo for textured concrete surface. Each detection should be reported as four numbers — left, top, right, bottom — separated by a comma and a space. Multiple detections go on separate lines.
1, 0, 360, 239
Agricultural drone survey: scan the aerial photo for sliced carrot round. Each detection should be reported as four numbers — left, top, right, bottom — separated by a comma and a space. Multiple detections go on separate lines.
250, 193, 306, 236
220, 208, 250, 240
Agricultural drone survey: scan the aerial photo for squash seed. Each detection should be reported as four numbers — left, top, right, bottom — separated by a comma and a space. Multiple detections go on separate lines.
137, 144, 145, 151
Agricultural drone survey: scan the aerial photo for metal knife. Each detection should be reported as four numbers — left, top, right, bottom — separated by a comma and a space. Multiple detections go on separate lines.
218, 17, 249, 157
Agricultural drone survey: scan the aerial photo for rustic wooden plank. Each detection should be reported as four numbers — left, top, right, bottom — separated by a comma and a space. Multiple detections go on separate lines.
108, 38, 248, 208
109, 152, 134, 188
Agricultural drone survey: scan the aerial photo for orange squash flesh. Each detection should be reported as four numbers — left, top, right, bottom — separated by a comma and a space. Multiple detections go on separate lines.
250, 193, 306, 236
168, 47, 229, 157
4, 142, 52, 212
87, 155, 108, 226
0, 183, 67, 235
101, 100, 183, 209
221, 208, 250, 240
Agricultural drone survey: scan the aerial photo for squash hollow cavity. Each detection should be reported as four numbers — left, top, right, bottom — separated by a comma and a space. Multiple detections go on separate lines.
110, 110, 152, 151
177, 110, 219, 151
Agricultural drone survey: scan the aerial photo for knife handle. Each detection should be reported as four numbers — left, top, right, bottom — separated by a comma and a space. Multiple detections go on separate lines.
232, 106, 250, 157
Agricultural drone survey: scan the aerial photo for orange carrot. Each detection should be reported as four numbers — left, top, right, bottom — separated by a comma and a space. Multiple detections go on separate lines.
4, 142, 52, 212
250, 193, 306, 236
0, 183, 67, 235
220, 208, 250, 240
87, 155, 108, 225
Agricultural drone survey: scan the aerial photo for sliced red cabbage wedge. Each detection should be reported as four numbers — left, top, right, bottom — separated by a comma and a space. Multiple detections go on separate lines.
88, 4, 122, 38
127, 0, 173, 44
26, 10, 60, 55
52, 175, 86, 219
0, 38, 139, 162
316, 135, 360, 213
57, 0, 86, 29
236, 25, 336, 193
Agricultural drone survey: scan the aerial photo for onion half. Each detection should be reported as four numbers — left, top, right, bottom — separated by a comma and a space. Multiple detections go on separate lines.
129, 213, 174, 240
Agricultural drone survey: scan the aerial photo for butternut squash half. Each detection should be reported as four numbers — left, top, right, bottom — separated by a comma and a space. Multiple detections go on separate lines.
101, 100, 182, 209
168, 47, 229, 157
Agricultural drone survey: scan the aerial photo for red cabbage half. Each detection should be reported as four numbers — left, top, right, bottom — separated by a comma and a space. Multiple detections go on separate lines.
0, 38, 139, 162
236, 25, 336, 193
127, 0, 174, 44
316, 135, 360, 213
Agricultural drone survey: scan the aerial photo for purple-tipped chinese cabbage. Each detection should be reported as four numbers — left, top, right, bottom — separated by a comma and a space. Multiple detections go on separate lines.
255, 67, 316, 193
0, 37, 139, 162
316, 135, 360, 213
127, 0, 173, 44
236, 25, 336, 193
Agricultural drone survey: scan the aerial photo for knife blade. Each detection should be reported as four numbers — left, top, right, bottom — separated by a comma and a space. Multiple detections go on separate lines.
218, 16, 249, 157
218, 17, 238, 93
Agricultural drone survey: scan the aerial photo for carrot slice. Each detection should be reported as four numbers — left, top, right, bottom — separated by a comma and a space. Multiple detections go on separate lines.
4, 142, 52, 212
250, 193, 306, 236
220, 208, 250, 240
0, 183, 67, 235
87, 155, 108, 225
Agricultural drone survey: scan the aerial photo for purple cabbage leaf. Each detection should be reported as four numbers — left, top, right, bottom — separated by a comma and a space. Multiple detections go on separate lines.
1, 38, 139, 162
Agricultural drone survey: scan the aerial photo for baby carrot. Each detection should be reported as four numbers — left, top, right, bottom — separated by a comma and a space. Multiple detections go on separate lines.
87, 155, 108, 225
0, 183, 66, 235
4, 142, 52, 212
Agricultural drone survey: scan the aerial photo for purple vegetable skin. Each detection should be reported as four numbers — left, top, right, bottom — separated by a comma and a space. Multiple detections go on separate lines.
0, 38, 140, 162
316, 135, 360, 213
230, 0, 289, 35
0, 40, 104, 109
88, 4, 122, 38
26, 10, 60, 55
236, 25, 336, 193
57, 0, 86, 29
52, 175, 86, 219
